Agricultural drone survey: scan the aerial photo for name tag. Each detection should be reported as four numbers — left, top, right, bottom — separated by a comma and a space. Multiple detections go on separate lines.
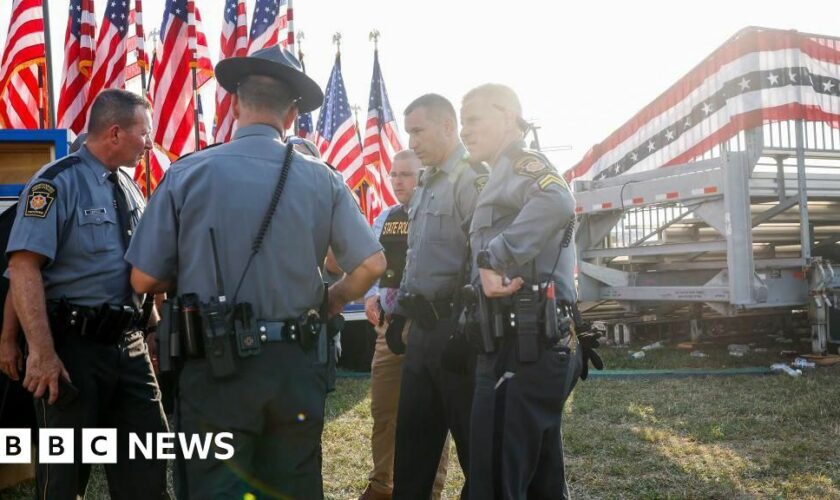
84, 208, 107, 216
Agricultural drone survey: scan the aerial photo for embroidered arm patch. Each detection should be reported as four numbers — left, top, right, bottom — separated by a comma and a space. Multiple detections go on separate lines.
24, 181, 57, 218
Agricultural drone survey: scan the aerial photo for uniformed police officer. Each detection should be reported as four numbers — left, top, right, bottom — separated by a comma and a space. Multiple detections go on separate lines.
7, 89, 167, 499
391, 94, 487, 499
360, 150, 450, 500
126, 46, 386, 499
460, 83, 601, 499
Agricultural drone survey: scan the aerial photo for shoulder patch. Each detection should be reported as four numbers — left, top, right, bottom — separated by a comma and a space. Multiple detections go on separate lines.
513, 155, 552, 179
474, 175, 488, 193
24, 181, 57, 218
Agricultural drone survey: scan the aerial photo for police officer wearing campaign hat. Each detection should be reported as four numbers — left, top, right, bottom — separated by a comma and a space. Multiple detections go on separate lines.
460, 83, 602, 499
7, 89, 167, 499
126, 45, 386, 499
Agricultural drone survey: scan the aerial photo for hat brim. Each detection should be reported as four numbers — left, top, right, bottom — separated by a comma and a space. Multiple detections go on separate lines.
216, 57, 324, 113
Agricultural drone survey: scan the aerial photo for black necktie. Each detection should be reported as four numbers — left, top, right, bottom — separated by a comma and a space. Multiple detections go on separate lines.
107, 172, 131, 248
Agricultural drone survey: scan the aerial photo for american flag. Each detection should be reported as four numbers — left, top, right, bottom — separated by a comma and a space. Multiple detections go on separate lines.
296, 110, 314, 139
85, 0, 132, 123
136, 0, 213, 196
314, 53, 366, 191
0, 0, 47, 129
56, 0, 96, 134
565, 28, 840, 183
150, 0, 213, 160
362, 49, 402, 222
125, 1, 148, 82
248, 0, 290, 54
213, 0, 248, 144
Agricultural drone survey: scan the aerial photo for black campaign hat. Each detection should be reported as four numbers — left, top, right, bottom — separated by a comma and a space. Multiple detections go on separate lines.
215, 45, 324, 113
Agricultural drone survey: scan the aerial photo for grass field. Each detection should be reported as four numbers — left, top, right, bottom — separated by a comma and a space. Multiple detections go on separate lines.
3, 342, 839, 499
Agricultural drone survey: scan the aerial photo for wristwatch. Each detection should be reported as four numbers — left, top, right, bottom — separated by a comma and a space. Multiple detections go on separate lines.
476, 250, 494, 270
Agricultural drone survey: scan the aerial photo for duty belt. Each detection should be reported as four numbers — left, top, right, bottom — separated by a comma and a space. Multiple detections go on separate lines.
400, 294, 455, 329
47, 300, 140, 344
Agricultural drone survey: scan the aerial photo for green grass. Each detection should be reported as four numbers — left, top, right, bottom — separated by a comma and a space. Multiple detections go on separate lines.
3, 344, 839, 499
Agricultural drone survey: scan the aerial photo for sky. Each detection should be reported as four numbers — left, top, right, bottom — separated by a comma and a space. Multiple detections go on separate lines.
1, 0, 840, 170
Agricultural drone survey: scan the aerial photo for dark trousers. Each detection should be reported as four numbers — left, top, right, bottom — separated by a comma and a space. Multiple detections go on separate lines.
34, 330, 169, 500
174, 342, 328, 499
468, 342, 582, 500
393, 318, 474, 500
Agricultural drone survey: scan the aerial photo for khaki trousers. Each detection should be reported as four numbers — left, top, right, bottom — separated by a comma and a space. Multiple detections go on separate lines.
369, 320, 450, 498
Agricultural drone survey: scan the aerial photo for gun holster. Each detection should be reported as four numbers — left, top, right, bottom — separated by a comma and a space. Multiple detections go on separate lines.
385, 314, 407, 355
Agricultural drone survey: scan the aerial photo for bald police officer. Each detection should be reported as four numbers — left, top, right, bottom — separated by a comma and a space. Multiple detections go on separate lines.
391, 94, 487, 499
126, 46, 385, 499
460, 84, 601, 499
7, 89, 167, 499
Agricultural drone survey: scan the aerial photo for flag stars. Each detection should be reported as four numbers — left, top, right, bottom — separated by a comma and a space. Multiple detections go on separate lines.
824, 80, 836, 93
647, 140, 655, 152
767, 73, 779, 85
683, 118, 692, 129
702, 102, 712, 115
665, 129, 675, 141
738, 77, 750, 91
789, 70, 798, 82
630, 152, 638, 162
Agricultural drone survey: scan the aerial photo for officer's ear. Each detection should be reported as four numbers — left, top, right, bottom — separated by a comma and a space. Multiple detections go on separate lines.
232, 93, 241, 120
282, 103, 299, 132
108, 123, 121, 145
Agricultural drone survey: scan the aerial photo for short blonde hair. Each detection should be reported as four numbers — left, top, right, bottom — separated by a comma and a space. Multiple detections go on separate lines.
462, 83, 522, 117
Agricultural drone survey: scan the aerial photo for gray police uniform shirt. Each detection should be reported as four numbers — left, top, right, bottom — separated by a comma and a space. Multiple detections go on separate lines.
400, 143, 485, 301
6, 146, 144, 307
469, 141, 578, 302
125, 124, 382, 320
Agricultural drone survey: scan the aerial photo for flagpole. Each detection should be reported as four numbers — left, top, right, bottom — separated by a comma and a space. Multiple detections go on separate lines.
41, 0, 56, 128
188, 1, 200, 150
294, 31, 306, 137
140, 46, 149, 200
192, 67, 200, 149
142, 27, 159, 198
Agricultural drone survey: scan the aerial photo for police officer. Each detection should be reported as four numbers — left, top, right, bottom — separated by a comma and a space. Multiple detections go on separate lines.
126, 46, 386, 499
460, 83, 601, 499
360, 150, 450, 500
391, 94, 487, 499
7, 89, 167, 499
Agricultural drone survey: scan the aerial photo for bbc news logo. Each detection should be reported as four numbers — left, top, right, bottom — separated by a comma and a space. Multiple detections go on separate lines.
0, 429, 234, 463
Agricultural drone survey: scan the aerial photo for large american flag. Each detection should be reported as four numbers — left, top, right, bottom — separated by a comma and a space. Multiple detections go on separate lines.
0, 0, 47, 129
362, 49, 402, 222
56, 0, 96, 134
314, 53, 366, 190
248, 0, 290, 54
565, 28, 840, 183
137, 0, 213, 196
85, 0, 133, 124
150, 0, 212, 159
213, 0, 248, 144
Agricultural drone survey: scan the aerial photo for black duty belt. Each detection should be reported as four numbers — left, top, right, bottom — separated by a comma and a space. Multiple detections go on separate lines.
399, 294, 456, 331
47, 300, 141, 344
